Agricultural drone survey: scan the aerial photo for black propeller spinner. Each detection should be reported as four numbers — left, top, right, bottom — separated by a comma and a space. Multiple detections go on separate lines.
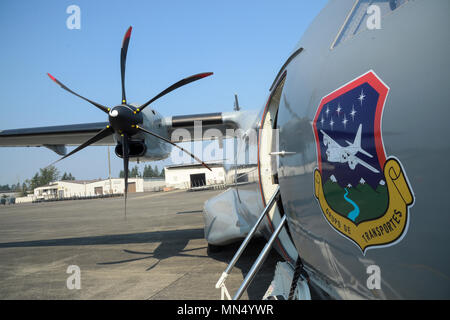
47, 26, 213, 218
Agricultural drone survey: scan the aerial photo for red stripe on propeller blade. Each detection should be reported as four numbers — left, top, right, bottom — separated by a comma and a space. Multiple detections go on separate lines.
47, 73, 57, 83
122, 26, 132, 48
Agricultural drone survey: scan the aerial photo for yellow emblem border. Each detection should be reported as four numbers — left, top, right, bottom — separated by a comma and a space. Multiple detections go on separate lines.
314, 158, 414, 254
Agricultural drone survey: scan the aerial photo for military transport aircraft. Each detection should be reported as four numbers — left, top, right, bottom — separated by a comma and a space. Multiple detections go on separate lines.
320, 124, 380, 173
1, 0, 449, 300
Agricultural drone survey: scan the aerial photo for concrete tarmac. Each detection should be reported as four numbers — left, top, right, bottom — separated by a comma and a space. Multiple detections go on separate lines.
0, 190, 282, 300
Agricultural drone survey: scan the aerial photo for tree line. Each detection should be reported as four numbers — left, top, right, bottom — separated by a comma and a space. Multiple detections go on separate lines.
119, 164, 165, 179
1, 166, 75, 197
2, 163, 165, 197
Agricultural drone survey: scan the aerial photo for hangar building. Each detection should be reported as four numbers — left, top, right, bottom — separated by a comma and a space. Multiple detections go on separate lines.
164, 162, 226, 189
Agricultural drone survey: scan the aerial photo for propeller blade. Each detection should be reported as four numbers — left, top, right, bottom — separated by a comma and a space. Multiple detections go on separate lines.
136, 125, 211, 171
122, 133, 130, 218
47, 73, 110, 114
137, 72, 213, 113
50, 126, 113, 166
120, 26, 132, 104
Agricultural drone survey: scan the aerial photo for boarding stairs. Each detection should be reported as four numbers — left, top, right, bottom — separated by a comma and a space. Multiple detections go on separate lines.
215, 186, 286, 300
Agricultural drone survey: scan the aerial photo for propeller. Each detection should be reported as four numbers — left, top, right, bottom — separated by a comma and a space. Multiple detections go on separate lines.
120, 26, 132, 104
136, 72, 213, 113
47, 73, 110, 114
47, 26, 213, 217
122, 133, 129, 218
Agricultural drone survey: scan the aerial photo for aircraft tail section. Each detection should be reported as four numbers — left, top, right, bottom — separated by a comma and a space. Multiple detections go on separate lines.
353, 124, 362, 149
352, 124, 373, 158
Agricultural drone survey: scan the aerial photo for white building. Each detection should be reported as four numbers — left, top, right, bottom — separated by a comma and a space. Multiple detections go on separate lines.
31, 162, 239, 200
143, 178, 166, 192
33, 178, 154, 200
164, 162, 226, 189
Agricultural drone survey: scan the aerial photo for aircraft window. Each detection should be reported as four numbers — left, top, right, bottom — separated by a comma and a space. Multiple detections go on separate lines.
331, 0, 408, 49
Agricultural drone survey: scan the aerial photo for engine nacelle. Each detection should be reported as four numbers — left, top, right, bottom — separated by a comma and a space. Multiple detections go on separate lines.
113, 107, 172, 161
114, 140, 147, 158
114, 136, 171, 161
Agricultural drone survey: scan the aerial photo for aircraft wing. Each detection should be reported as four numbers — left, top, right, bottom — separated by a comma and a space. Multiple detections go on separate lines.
320, 129, 338, 147
163, 110, 258, 142
353, 155, 380, 173
0, 122, 113, 147
0, 110, 258, 153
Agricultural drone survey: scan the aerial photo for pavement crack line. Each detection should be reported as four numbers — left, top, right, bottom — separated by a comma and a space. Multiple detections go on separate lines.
146, 257, 209, 300
146, 272, 190, 300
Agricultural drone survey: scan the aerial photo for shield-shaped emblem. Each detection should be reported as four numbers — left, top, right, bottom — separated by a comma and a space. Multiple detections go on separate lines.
312, 71, 414, 254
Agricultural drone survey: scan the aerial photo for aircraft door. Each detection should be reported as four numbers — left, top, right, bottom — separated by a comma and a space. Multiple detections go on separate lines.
257, 73, 298, 264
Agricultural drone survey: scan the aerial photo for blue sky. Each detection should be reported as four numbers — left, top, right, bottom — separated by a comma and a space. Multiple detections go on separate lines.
0, 0, 327, 185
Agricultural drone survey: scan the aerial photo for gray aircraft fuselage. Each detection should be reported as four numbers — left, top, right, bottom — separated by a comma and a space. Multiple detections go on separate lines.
229, 0, 450, 299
